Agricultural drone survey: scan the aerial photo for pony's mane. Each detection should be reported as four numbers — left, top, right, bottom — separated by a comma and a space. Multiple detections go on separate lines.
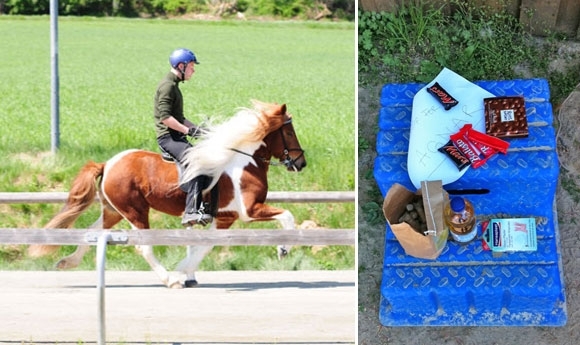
180, 100, 286, 190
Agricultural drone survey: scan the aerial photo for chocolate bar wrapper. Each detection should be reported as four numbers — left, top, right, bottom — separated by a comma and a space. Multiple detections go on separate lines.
427, 82, 459, 110
438, 140, 471, 171
450, 132, 486, 168
461, 123, 510, 154
484, 96, 528, 138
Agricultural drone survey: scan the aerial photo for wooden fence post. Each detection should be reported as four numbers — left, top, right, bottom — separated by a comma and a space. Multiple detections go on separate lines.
555, 0, 580, 37
358, 0, 580, 38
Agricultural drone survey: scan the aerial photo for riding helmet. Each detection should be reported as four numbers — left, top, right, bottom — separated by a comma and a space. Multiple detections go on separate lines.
169, 48, 199, 67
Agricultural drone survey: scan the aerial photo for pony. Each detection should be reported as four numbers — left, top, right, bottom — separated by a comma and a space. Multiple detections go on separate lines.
28, 100, 306, 288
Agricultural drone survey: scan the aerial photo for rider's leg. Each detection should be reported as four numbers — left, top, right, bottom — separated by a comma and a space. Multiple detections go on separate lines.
158, 135, 213, 226
182, 174, 213, 226
209, 180, 220, 217
157, 134, 191, 163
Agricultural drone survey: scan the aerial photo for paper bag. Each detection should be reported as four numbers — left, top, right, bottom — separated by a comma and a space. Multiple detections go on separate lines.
382, 181, 449, 260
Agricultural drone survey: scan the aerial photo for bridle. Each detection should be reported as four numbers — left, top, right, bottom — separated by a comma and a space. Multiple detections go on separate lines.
230, 119, 304, 170
277, 119, 305, 170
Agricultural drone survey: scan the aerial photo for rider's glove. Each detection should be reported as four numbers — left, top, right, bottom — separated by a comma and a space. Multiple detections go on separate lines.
187, 126, 203, 138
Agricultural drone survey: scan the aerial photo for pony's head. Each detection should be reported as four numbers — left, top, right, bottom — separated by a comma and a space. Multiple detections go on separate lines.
180, 100, 305, 187
251, 99, 292, 138
251, 100, 306, 171
264, 114, 307, 172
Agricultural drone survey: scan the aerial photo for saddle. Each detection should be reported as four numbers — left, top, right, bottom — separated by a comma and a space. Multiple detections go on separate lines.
158, 146, 187, 192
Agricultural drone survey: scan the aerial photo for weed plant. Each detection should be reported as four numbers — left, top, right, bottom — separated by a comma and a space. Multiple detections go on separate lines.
358, 0, 580, 228
359, 0, 579, 103
0, 17, 355, 271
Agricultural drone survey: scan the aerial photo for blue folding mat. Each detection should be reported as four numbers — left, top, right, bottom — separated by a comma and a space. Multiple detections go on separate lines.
373, 78, 567, 326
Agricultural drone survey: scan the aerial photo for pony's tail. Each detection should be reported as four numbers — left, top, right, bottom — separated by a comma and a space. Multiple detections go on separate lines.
28, 162, 105, 257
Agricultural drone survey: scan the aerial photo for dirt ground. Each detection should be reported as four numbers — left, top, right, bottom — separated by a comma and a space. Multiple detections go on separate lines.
357, 45, 580, 344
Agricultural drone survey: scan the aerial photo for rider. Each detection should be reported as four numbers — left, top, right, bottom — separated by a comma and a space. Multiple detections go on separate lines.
153, 48, 213, 226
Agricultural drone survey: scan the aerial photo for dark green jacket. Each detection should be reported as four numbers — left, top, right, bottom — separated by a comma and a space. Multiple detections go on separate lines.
154, 72, 185, 139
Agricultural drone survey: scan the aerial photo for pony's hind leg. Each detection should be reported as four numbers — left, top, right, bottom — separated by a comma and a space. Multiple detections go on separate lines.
273, 210, 296, 259
135, 244, 182, 289
55, 207, 122, 269
124, 217, 182, 288
104, 192, 180, 287
121, 215, 183, 288
108, 203, 182, 288
56, 245, 91, 269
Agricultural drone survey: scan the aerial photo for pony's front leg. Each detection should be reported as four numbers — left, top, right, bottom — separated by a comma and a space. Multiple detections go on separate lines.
175, 223, 216, 287
273, 209, 296, 259
175, 245, 214, 287
175, 220, 217, 287
136, 245, 182, 289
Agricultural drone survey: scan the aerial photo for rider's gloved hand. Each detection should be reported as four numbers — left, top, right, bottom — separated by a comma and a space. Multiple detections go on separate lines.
187, 126, 203, 138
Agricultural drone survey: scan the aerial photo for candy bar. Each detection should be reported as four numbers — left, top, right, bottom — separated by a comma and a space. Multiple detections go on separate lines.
470, 139, 498, 159
460, 124, 510, 154
440, 124, 510, 171
427, 82, 459, 110
438, 140, 471, 171
484, 96, 528, 138
450, 132, 485, 168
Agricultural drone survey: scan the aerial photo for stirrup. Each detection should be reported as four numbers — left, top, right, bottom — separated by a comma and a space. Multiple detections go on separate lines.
182, 209, 213, 226
196, 212, 213, 226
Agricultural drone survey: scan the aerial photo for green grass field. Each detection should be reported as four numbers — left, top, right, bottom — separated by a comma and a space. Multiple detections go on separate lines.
0, 16, 355, 271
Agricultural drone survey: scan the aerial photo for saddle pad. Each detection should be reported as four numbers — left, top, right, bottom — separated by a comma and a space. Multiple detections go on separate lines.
408, 68, 494, 188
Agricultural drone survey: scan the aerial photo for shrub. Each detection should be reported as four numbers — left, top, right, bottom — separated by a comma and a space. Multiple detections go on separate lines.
2, 0, 353, 19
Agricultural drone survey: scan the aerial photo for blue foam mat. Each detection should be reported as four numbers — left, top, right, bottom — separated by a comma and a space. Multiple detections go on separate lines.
375, 78, 567, 326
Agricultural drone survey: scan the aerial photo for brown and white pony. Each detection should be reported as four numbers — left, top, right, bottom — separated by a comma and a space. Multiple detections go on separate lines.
28, 100, 306, 288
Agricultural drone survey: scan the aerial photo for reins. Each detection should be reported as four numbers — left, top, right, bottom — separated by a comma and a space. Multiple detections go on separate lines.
229, 119, 304, 169
229, 147, 279, 165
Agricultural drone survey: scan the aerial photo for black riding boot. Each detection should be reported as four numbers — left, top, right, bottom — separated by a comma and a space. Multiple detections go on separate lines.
182, 175, 213, 226
209, 182, 219, 217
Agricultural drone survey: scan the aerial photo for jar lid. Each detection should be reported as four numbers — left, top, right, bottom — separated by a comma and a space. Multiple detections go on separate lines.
450, 197, 465, 212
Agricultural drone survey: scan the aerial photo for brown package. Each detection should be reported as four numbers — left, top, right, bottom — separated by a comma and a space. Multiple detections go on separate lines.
382, 181, 449, 260
484, 96, 528, 138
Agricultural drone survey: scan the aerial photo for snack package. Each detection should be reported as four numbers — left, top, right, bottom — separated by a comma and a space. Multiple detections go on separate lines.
382, 181, 449, 260
438, 140, 471, 171
442, 124, 510, 169
427, 82, 459, 110
484, 96, 528, 138
482, 218, 537, 252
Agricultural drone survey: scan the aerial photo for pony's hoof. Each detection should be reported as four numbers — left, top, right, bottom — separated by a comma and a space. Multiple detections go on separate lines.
185, 280, 198, 288
55, 259, 74, 270
168, 281, 184, 289
277, 246, 288, 260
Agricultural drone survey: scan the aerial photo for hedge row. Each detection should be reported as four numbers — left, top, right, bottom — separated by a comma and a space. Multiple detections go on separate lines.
1, 0, 355, 20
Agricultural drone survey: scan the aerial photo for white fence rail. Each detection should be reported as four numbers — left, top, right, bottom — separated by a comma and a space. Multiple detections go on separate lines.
0, 191, 355, 204
0, 191, 355, 247
0, 228, 355, 246
0, 191, 355, 345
